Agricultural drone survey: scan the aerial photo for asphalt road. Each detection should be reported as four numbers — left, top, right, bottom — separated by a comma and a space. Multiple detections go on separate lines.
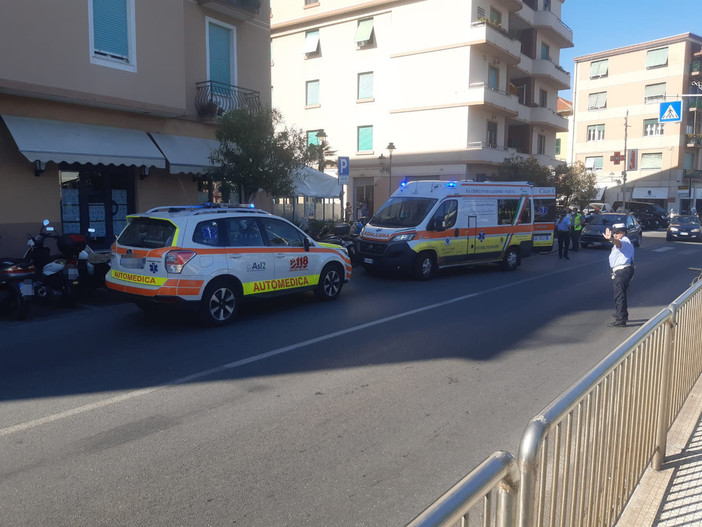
1, 231, 700, 526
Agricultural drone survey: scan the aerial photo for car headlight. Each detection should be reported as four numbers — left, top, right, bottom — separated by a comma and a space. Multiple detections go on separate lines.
670, 227, 679, 232
692, 228, 701, 233
392, 233, 416, 242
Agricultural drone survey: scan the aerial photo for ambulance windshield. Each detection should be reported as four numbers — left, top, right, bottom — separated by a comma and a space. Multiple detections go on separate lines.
370, 197, 438, 228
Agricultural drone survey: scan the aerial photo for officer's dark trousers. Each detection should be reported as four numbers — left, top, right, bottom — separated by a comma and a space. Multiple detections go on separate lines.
557, 230, 570, 258
613, 266, 635, 322
571, 229, 581, 251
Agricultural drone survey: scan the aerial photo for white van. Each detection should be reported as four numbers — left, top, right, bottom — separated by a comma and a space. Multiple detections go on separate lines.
358, 180, 554, 280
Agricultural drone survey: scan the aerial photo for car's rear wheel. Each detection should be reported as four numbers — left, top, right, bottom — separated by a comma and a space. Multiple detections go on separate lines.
199, 278, 239, 326
315, 264, 343, 300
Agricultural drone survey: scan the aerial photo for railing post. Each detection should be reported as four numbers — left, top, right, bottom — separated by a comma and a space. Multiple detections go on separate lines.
517, 419, 547, 527
497, 478, 518, 527
653, 315, 675, 471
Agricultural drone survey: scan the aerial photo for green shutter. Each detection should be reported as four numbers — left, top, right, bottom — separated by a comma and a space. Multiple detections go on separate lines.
209, 23, 232, 89
93, 0, 129, 58
306, 80, 320, 105
358, 72, 373, 99
358, 126, 373, 151
646, 48, 668, 68
355, 19, 374, 42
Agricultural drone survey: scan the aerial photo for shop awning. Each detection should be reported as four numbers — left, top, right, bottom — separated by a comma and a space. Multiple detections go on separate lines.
149, 133, 221, 175
632, 187, 668, 200
293, 166, 342, 198
1, 115, 166, 168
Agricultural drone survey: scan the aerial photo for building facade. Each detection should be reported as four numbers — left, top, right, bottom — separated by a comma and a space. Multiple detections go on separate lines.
271, 0, 572, 219
0, 0, 270, 251
571, 33, 702, 213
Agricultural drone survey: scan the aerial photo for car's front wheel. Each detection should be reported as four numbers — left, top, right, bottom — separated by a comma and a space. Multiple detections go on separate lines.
413, 252, 434, 281
500, 247, 520, 271
315, 264, 344, 300
199, 278, 239, 326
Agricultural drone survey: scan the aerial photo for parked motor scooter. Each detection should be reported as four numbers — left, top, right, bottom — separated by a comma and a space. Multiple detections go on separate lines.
0, 235, 35, 320
314, 222, 360, 263
24, 220, 89, 307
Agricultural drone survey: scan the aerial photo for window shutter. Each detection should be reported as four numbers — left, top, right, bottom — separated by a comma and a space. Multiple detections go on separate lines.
358, 126, 373, 151
358, 72, 373, 99
93, 0, 129, 58
306, 80, 320, 105
355, 19, 374, 43
304, 30, 320, 54
640, 153, 662, 169
209, 23, 232, 87
644, 83, 666, 99
589, 59, 608, 78
646, 48, 668, 68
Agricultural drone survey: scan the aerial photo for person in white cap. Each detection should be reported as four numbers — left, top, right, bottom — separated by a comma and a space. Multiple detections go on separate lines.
603, 223, 635, 327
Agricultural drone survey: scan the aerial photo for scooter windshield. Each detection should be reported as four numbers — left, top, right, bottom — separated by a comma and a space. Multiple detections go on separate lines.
369, 197, 438, 228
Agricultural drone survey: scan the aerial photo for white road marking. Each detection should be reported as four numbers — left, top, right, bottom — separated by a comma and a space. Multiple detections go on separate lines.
0, 263, 589, 438
652, 247, 675, 252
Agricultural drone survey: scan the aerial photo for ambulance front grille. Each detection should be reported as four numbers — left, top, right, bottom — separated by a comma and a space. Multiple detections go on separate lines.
359, 240, 387, 255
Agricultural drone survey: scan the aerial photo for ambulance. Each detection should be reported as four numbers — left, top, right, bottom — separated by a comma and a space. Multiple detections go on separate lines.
532, 187, 557, 252
358, 180, 555, 280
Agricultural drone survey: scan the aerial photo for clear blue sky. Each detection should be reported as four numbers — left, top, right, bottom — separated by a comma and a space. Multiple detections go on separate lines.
559, 0, 700, 100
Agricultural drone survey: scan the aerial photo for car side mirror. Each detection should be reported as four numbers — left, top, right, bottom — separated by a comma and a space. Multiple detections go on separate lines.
304, 237, 311, 252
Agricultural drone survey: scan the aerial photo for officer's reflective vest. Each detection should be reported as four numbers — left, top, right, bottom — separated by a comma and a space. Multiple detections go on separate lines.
573, 213, 583, 231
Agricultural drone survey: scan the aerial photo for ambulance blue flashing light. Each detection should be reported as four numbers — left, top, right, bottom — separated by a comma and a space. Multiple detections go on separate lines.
400, 181, 408, 188
446, 182, 457, 188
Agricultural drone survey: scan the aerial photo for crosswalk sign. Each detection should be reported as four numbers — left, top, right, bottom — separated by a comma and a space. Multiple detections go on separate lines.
659, 101, 682, 123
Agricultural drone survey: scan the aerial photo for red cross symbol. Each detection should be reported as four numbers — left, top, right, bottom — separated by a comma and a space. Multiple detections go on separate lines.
610, 151, 624, 164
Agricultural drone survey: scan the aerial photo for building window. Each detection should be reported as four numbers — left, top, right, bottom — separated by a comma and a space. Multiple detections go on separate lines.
537, 135, 546, 155
304, 29, 320, 56
541, 43, 550, 60
358, 72, 374, 100
306, 80, 320, 106
589, 59, 608, 79
476, 6, 485, 19
539, 89, 547, 108
357, 125, 373, 152
555, 138, 561, 155
585, 156, 603, 171
644, 83, 666, 103
643, 118, 664, 136
646, 47, 669, 69
354, 18, 375, 48
489, 7, 502, 25
587, 92, 607, 110
487, 121, 498, 148
587, 124, 605, 141
305, 0, 318, 5
488, 66, 499, 90
543, 0, 551, 11
307, 130, 324, 145
89, 0, 136, 72
640, 152, 662, 169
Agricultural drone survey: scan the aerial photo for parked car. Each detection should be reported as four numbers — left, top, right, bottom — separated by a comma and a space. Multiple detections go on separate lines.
105, 204, 352, 326
612, 201, 668, 229
579, 213, 642, 248
666, 215, 702, 241
582, 202, 612, 215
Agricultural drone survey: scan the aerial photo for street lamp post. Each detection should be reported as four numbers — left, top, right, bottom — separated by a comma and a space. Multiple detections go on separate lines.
378, 142, 396, 195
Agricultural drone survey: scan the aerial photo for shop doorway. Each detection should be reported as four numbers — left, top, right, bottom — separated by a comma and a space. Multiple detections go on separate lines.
59, 167, 135, 249
354, 178, 374, 221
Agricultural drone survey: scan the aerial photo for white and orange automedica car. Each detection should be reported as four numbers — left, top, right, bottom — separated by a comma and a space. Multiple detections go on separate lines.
105, 205, 352, 326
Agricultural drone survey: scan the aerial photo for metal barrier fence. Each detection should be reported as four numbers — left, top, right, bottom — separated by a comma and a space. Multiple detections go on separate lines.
408, 281, 702, 527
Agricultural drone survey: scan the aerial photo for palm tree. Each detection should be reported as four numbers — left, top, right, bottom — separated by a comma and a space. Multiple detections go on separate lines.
307, 140, 337, 172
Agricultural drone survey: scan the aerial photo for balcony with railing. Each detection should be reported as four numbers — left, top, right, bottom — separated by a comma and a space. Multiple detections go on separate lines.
528, 104, 568, 131
197, 0, 261, 20
532, 58, 571, 90
466, 82, 519, 116
468, 20, 521, 64
195, 81, 262, 119
531, 9, 573, 48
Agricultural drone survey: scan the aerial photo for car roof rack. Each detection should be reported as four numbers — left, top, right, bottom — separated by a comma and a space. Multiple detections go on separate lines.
145, 204, 271, 216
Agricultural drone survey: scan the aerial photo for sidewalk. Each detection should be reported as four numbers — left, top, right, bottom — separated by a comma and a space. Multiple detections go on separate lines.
616, 374, 702, 526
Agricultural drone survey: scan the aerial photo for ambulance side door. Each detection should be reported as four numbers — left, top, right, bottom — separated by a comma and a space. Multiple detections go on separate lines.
224, 217, 276, 295
429, 199, 461, 265
258, 217, 318, 289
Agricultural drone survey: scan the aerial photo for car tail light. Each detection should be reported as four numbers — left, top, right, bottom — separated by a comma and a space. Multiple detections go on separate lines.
165, 250, 196, 273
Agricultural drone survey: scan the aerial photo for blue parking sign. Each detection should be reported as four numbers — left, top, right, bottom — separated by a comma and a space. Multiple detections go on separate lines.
659, 101, 682, 123
337, 156, 349, 185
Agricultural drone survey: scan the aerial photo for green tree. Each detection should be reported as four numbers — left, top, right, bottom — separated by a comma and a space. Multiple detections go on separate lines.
499, 155, 557, 188
306, 139, 337, 172
208, 108, 309, 202
555, 161, 598, 208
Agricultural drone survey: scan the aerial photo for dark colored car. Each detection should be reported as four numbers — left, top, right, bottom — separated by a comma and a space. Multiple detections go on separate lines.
666, 215, 702, 241
580, 213, 642, 248
612, 201, 669, 229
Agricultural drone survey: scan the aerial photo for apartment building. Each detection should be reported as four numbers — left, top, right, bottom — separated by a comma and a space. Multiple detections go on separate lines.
555, 96, 572, 163
271, 0, 572, 219
571, 33, 702, 213
0, 0, 270, 250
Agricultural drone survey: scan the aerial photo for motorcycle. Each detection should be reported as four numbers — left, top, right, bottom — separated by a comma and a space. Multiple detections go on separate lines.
314, 222, 360, 263
0, 236, 35, 320
24, 220, 105, 306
